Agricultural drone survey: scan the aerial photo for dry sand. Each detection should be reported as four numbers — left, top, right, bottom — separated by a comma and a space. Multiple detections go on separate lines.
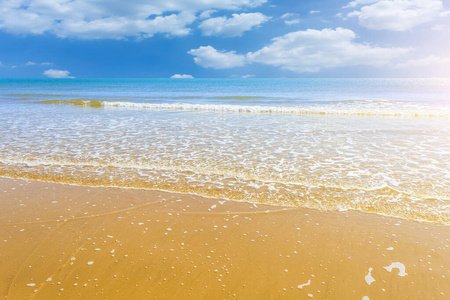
1, 178, 449, 299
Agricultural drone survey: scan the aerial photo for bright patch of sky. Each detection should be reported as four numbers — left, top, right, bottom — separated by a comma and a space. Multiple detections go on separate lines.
0, 0, 449, 77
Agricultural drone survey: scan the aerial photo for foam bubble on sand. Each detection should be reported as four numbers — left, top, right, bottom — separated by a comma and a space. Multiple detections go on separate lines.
386, 247, 394, 251
297, 279, 311, 289
218, 201, 226, 205
362, 297, 370, 300
26, 283, 35, 287
87, 261, 94, 265
384, 262, 407, 276
365, 268, 376, 285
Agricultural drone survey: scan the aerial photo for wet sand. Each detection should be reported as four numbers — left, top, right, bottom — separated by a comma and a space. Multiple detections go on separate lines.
1, 178, 449, 299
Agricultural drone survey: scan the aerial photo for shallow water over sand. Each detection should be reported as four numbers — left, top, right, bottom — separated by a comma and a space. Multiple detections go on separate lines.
1, 79, 450, 224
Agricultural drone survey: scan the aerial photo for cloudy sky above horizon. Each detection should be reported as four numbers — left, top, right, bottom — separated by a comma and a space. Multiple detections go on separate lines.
0, 0, 449, 78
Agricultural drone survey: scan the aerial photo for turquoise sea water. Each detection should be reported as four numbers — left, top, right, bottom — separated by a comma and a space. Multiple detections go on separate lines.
1, 78, 450, 224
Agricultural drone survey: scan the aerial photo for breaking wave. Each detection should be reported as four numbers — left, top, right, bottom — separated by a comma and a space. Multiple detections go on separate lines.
39, 99, 450, 118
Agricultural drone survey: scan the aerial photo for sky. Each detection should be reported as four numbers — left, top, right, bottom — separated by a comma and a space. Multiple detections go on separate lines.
0, 0, 449, 78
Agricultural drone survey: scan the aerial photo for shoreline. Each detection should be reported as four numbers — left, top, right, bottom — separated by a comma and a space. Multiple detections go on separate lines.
0, 172, 447, 226
1, 177, 449, 299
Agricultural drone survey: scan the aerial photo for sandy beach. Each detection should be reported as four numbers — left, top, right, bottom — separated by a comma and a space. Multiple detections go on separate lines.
1, 177, 448, 299
2, 0, 450, 295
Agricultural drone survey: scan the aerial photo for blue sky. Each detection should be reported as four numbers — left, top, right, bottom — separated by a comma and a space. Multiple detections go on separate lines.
0, 0, 449, 78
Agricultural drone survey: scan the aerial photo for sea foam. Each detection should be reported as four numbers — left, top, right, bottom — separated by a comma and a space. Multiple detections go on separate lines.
101, 101, 450, 118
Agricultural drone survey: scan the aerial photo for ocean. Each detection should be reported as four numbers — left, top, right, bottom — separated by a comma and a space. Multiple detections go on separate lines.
1, 78, 449, 224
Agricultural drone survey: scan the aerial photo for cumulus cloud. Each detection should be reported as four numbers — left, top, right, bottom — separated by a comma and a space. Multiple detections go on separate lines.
25, 61, 36, 66
345, 0, 448, 31
171, 74, 194, 78
43, 69, 74, 78
188, 46, 246, 69
199, 13, 269, 37
0, 0, 267, 39
56, 12, 196, 39
395, 55, 450, 68
247, 28, 409, 72
190, 28, 409, 72
199, 10, 217, 19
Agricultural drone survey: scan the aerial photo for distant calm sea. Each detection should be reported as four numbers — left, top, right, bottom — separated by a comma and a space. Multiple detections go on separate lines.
1, 78, 450, 224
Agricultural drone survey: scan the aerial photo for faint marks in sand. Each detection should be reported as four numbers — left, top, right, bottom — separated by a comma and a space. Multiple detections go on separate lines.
0, 199, 165, 226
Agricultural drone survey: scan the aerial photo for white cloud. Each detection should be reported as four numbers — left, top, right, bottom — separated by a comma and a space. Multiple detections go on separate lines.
281, 13, 298, 19
188, 46, 246, 69
190, 28, 409, 73
0, 0, 267, 39
199, 13, 269, 37
344, 0, 379, 8
285, 19, 301, 25
25, 61, 54, 66
247, 28, 409, 72
281, 13, 300, 25
43, 69, 74, 78
310, 10, 320, 14
171, 74, 194, 78
431, 24, 445, 30
346, 0, 448, 31
395, 55, 450, 68
56, 12, 196, 39
241, 74, 255, 78
199, 10, 216, 19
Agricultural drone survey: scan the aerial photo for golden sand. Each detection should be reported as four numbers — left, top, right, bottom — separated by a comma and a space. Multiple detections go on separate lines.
1, 178, 449, 299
